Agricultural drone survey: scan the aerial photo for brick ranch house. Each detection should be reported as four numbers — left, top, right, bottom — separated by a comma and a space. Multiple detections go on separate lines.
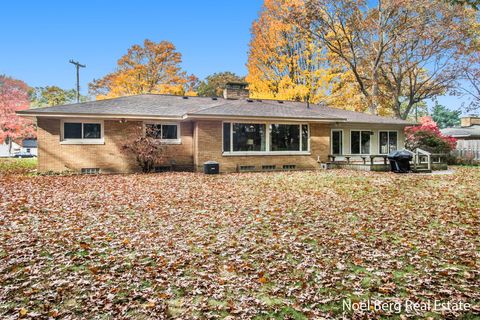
17, 84, 412, 173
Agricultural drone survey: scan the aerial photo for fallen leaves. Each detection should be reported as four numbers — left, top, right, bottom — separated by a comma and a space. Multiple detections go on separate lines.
18, 308, 27, 317
0, 168, 479, 318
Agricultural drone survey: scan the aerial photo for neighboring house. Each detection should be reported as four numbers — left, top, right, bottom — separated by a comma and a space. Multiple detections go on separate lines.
21, 139, 38, 156
17, 84, 412, 173
442, 116, 480, 160
0, 139, 21, 157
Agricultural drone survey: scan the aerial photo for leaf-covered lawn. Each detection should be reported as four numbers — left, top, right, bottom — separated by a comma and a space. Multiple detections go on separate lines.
0, 168, 479, 319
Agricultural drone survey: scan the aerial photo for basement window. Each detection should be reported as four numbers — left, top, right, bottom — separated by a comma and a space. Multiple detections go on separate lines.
283, 164, 296, 170
239, 165, 256, 172
262, 165, 276, 171
81, 168, 100, 174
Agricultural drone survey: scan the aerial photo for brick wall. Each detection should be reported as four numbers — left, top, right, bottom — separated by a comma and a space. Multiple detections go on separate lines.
194, 120, 330, 172
461, 116, 480, 127
37, 118, 194, 173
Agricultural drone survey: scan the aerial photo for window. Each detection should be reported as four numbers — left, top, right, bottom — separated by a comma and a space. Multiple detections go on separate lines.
331, 130, 343, 155
83, 123, 101, 139
223, 122, 309, 153
239, 165, 256, 171
81, 168, 100, 174
270, 124, 299, 151
262, 165, 276, 170
301, 125, 309, 151
64, 123, 82, 139
145, 123, 179, 142
351, 130, 371, 154
62, 121, 103, 143
379, 131, 398, 154
232, 123, 266, 151
223, 123, 231, 152
162, 125, 178, 139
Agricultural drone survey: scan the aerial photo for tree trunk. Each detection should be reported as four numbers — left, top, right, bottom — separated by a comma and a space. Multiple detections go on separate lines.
7, 137, 12, 155
392, 98, 402, 119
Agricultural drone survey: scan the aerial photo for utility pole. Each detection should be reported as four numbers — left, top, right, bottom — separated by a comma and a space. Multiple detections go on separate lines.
69, 59, 86, 103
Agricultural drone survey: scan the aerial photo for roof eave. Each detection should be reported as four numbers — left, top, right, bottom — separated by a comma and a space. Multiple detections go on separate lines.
16, 112, 184, 121
186, 114, 347, 122
344, 120, 414, 126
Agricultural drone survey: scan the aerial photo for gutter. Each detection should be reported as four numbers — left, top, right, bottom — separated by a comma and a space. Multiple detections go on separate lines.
185, 114, 347, 123
17, 111, 347, 123
16, 112, 184, 121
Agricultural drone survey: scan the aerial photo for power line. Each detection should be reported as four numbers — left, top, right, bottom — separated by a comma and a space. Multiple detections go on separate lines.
69, 59, 86, 103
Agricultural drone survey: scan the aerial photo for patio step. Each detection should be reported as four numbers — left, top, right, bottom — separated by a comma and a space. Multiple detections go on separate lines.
412, 168, 432, 173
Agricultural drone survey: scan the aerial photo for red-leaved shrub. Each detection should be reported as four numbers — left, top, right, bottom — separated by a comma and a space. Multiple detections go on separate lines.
405, 117, 456, 153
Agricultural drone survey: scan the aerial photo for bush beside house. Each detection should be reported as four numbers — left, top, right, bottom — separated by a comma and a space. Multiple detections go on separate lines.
405, 117, 457, 154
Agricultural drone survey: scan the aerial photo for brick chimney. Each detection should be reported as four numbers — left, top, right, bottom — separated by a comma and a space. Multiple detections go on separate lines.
460, 115, 480, 127
223, 82, 249, 100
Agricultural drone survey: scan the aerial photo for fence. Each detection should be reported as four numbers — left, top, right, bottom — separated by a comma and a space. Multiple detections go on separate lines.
453, 139, 480, 160
452, 148, 480, 161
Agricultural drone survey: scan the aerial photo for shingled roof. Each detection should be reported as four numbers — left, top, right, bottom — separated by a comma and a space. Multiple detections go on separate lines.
441, 125, 480, 138
18, 94, 411, 125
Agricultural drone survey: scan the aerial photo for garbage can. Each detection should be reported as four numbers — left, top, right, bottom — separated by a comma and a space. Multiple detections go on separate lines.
203, 161, 219, 174
387, 150, 413, 173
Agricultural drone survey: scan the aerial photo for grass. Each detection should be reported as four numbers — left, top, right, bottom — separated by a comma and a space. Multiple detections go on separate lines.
0, 167, 478, 319
0, 157, 37, 175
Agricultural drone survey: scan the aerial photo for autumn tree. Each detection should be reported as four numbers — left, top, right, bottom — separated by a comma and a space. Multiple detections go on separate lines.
285, 0, 478, 118
197, 72, 244, 97
30, 86, 87, 108
89, 39, 197, 99
246, 0, 329, 103
0, 75, 36, 151
183, 74, 200, 97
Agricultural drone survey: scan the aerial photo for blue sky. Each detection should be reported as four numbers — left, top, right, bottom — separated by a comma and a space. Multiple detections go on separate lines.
1, 0, 262, 95
0, 0, 465, 112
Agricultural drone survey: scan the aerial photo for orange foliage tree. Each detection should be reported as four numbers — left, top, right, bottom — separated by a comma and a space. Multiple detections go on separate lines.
248, 0, 478, 118
89, 40, 198, 99
246, 0, 330, 103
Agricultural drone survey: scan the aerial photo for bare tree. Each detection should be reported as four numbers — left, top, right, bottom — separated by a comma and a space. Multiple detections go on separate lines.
288, 0, 478, 118
454, 52, 480, 111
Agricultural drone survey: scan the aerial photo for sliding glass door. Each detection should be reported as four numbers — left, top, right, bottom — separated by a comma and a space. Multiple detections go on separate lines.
351, 130, 371, 154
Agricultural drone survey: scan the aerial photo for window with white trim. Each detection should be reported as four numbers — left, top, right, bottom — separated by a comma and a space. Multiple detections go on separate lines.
331, 129, 343, 155
379, 131, 398, 154
61, 120, 103, 143
351, 130, 371, 154
223, 122, 309, 153
144, 123, 180, 142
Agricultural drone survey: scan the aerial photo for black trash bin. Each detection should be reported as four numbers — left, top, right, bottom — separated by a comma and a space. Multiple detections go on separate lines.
387, 150, 413, 173
204, 161, 219, 174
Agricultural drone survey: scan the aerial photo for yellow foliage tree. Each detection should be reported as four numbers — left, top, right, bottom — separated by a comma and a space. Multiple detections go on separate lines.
246, 0, 330, 103
89, 40, 197, 99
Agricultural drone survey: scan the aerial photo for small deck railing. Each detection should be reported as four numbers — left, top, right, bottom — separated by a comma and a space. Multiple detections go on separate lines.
328, 154, 389, 165
327, 149, 448, 172
403, 148, 432, 171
